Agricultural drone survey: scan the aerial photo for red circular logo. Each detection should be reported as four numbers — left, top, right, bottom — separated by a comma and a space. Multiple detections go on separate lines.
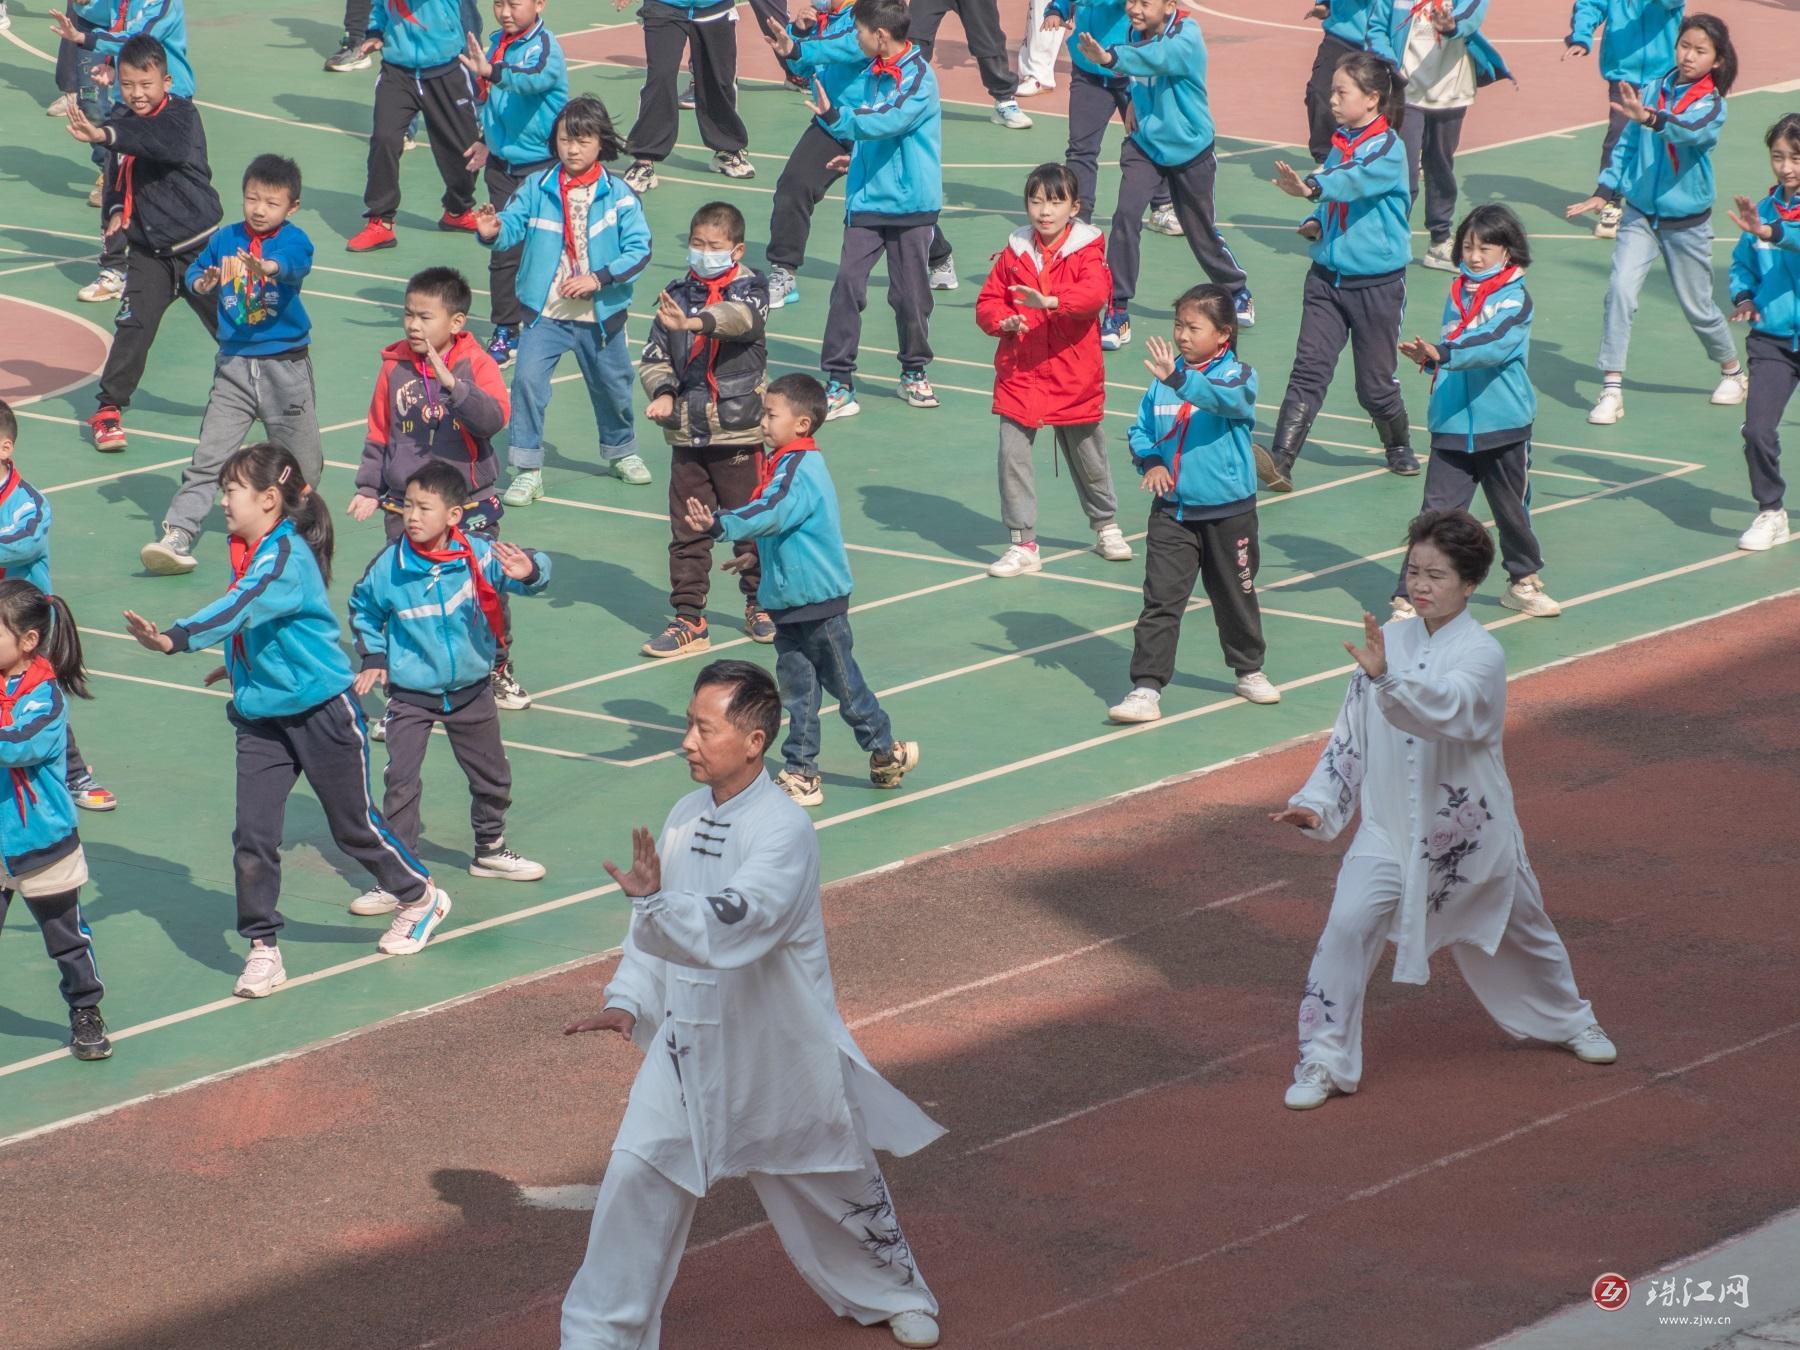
1592, 1274, 1631, 1312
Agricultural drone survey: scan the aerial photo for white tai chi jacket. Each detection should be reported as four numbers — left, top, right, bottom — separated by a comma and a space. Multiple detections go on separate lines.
601, 771, 945, 1196
1288, 608, 1540, 985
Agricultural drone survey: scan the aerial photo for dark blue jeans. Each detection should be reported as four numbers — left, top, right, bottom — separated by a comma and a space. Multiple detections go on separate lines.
774, 612, 892, 777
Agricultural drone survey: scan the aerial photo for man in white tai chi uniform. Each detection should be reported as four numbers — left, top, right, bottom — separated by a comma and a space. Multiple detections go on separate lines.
561, 659, 944, 1349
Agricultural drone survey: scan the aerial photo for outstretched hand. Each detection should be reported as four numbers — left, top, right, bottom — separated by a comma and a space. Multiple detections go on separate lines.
1269, 806, 1323, 830
761, 14, 796, 57
1727, 194, 1774, 241
1271, 160, 1311, 199
603, 825, 663, 898
803, 77, 833, 121
459, 32, 494, 80
1343, 611, 1387, 679
1397, 336, 1441, 369
563, 1007, 637, 1040
1075, 31, 1111, 67
1609, 83, 1649, 128
492, 540, 537, 579
123, 610, 174, 653
1143, 334, 1179, 382
682, 495, 716, 534
1564, 194, 1608, 220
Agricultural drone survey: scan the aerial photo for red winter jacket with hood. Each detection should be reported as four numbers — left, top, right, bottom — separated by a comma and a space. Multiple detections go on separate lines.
975, 220, 1111, 427
356, 332, 511, 506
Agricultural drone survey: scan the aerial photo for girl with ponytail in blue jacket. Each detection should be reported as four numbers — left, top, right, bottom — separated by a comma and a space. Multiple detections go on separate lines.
1563, 0, 1684, 236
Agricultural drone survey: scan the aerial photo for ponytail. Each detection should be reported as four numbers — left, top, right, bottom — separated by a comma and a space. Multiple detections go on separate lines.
219, 442, 336, 585
0, 582, 90, 700
1336, 51, 1406, 131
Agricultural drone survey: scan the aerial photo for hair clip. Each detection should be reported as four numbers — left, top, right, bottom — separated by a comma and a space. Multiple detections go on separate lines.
277, 465, 292, 484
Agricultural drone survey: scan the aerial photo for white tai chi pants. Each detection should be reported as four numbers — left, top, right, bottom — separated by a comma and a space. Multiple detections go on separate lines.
1017, 0, 1067, 87
560, 1148, 938, 1349
1297, 854, 1595, 1092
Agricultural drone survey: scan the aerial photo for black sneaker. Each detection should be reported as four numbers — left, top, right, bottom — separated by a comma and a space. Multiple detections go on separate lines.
70, 1006, 112, 1061
1384, 445, 1421, 476
324, 40, 372, 72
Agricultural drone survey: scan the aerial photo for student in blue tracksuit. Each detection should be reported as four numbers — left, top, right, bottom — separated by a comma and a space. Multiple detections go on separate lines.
1565, 15, 1741, 426
460, 0, 569, 365
682, 374, 921, 807
1075, 1, 1251, 350
0, 581, 112, 1062
125, 444, 451, 999
1303, 0, 1396, 164
1266, 51, 1418, 492
1396, 205, 1561, 621
616, 0, 756, 193
1563, 0, 1684, 232
52, 0, 195, 97
1724, 114, 1800, 553
1109, 285, 1278, 726
1041, 0, 1169, 228
349, 462, 551, 907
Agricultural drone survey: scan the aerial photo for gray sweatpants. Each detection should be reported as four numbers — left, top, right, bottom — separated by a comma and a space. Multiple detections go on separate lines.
998, 418, 1118, 543
168, 352, 324, 539
382, 686, 512, 854
821, 222, 935, 378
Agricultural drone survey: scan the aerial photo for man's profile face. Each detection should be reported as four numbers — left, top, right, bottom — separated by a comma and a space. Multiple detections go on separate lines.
680, 683, 756, 784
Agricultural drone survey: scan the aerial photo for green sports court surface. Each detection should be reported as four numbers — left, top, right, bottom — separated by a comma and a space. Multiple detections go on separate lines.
0, 2, 1794, 1144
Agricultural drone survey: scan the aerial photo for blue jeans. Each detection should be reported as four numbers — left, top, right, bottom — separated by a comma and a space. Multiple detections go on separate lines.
1597, 207, 1737, 373
507, 315, 637, 471
774, 612, 892, 777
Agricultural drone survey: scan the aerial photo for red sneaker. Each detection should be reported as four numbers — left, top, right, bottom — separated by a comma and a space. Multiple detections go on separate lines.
89, 407, 127, 452
346, 217, 396, 252
438, 209, 480, 233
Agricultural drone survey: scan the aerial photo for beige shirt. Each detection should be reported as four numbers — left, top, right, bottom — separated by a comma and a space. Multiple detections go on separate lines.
4, 844, 89, 898
1403, 11, 1477, 111
539, 181, 598, 324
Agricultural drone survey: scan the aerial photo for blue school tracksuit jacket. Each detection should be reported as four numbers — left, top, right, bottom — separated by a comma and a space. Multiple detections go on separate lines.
1047, 0, 1131, 79
1565, 0, 1684, 85
477, 20, 568, 166
0, 471, 53, 596
711, 451, 856, 621
81, 0, 195, 98
1598, 70, 1724, 225
349, 534, 550, 706
1323, 0, 1397, 62
1105, 12, 1214, 167
1127, 351, 1260, 521
821, 44, 943, 226
0, 672, 80, 876
1730, 190, 1800, 350
165, 520, 355, 721
779, 5, 863, 141
485, 165, 653, 328
1305, 119, 1411, 282
184, 221, 314, 358
1420, 265, 1537, 451
370, 0, 466, 70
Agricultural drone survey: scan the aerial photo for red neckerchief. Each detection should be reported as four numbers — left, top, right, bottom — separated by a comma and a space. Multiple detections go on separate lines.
684, 268, 737, 401
754, 436, 816, 500
477, 22, 534, 102
113, 93, 172, 232
241, 223, 280, 305
814, 9, 828, 33
0, 465, 19, 581
408, 527, 506, 642
0, 657, 54, 825
1771, 186, 1800, 224
227, 526, 271, 672
559, 161, 604, 270
1445, 263, 1522, 342
1151, 347, 1230, 493
389, 0, 421, 24
1326, 116, 1389, 232
1019, 223, 1073, 297
870, 41, 913, 89
1409, 0, 1447, 42
1656, 74, 1715, 173
112, 0, 128, 31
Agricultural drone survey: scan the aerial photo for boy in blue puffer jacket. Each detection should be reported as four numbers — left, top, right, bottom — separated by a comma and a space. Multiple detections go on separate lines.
349, 462, 551, 904
682, 374, 920, 807
1564, 0, 1683, 232
1109, 285, 1277, 726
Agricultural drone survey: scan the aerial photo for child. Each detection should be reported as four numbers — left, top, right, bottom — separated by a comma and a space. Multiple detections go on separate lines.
125, 444, 453, 996
1395, 205, 1561, 619
1263, 51, 1419, 492
638, 202, 773, 658
1725, 114, 1800, 552
1109, 286, 1278, 724
63, 34, 222, 454
348, 267, 532, 709
0, 401, 116, 812
810, 0, 944, 419
1303, 0, 1397, 164
348, 461, 552, 912
1565, 14, 1741, 425
1076, 3, 1251, 351
138, 155, 323, 576
458, 0, 569, 367
476, 95, 654, 504
49, 0, 132, 303
975, 163, 1131, 577
0, 581, 111, 1062
615, 0, 756, 193
909, 0, 1032, 130
681, 374, 921, 806
1563, 0, 1685, 238
346, 0, 484, 252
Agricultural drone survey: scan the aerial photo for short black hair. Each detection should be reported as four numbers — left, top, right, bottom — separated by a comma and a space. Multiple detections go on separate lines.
694, 660, 781, 753
0, 398, 16, 446
1173, 283, 1237, 337
1453, 203, 1530, 269
405, 460, 472, 508
405, 266, 473, 318
765, 372, 827, 436
243, 154, 303, 202
853, 0, 909, 42
554, 95, 625, 162
1767, 112, 1800, 153
1024, 162, 1079, 204
1679, 14, 1737, 96
118, 33, 168, 75
690, 200, 745, 245
1406, 508, 1495, 586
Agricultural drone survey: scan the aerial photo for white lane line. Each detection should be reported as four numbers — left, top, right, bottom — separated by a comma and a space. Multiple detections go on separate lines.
42, 456, 194, 493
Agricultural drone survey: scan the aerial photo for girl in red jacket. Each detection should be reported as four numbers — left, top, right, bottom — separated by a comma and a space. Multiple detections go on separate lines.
976, 164, 1132, 578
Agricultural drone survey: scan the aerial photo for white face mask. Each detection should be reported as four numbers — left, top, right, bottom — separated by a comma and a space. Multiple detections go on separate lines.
688, 247, 735, 278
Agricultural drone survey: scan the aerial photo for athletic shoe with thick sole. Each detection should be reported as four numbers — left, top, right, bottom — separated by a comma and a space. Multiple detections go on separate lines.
141, 526, 198, 575
870, 740, 920, 789
622, 160, 658, 193
69, 1007, 112, 1061
642, 617, 710, 659
77, 269, 125, 303
1738, 509, 1791, 552
744, 605, 776, 643
469, 844, 546, 881
898, 371, 939, 408
1710, 370, 1749, 405
824, 381, 860, 421
89, 408, 127, 452
69, 773, 117, 811
503, 470, 544, 506
1108, 687, 1161, 723
378, 889, 452, 955
234, 942, 287, 998
491, 664, 532, 710
324, 42, 372, 71
768, 265, 799, 308
1234, 671, 1281, 704
988, 543, 1042, 578
1587, 389, 1625, 425
346, 218, 397, 252
1094, 522, 1133, 561
776, 769, 824, 807
1500, 575, 1563, 617
605, 453, 653, 485
350, 888, 398, 916
712, 149, 755, 179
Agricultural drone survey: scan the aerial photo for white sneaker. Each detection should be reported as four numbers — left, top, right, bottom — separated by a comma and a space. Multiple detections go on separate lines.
378, 888, 452, 955
991, 99, 1032, 130
1284, 1061, 1335, 1110
234, 941, 287, 998
469, 843, 546, 881
1710, 370, 1749, 405
1234, 671, 1280, 704
1501, 574, 1562, 618
1594, 202, 1623, 239
988, 542, 1042, 578
47, 92, 76, 118
1146, 204, 1182, 236
502, 469, 543, 507
1014, 77, 1049, 97
775, 768, 824, 806
1108, 686, 1161, 723
1738, 508, 1791, 552
767, 264, 798, 309
1586, 388, 1625, 425
350, 887, 398, 916
928, 256, 957, 291
1564, 1023, 1617, 1064
77, 269, 125, 303
1421, 239, 1456, 272
1093, 522, 1133, 561
889, 1310, 940, 1348
1389, 596, 1417, 621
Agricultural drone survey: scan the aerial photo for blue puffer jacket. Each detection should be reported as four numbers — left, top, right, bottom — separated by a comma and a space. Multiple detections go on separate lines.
485, 164, 653, 325
0, 470, 52, 596
1729, 190, 1800, 349
370, 0, 465, 71
477, 20, 568, 167
780, 4, 863, 140
1566, 0, 1683, 84
349, 532, 550, 705
1047, 0, 1130, 79
823, 44, 943, 226
1598, 69, 1725, 224
1107, 12, 1213, 167
1306, 119, 1411, 282
1127, 350, 1259, 520
185, 221, 314, 358
165, 520, 355, 720
711, 449, 855, 620
86, 0, 194, 98
1323, 0, 1397, 62
0, 669, 79, 876
1421, 265, 1537, 450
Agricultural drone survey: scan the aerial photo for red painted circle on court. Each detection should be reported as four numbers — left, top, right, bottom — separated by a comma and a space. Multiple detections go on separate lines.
0, 295, 110, 406
1591, 1273, 1631, 1311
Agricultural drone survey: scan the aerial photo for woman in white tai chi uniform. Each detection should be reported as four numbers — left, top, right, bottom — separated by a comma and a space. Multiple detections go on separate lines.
1271, 508, 1617, 1111
560, 660, 943, 1349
